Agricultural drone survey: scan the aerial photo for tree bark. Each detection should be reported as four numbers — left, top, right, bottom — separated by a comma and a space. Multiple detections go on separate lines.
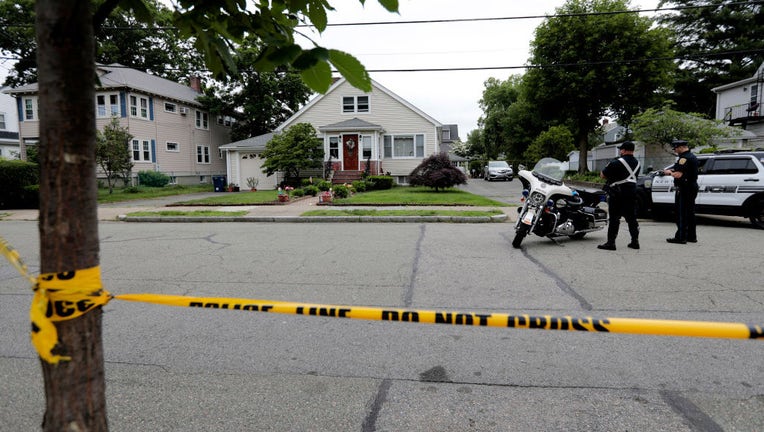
36, 0, 107, 430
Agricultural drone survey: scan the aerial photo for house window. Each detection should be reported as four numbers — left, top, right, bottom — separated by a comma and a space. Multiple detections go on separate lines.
442, 129, 450, 140
166, 142, 179, 152
197, 144, 210, 163
165, 102, 177, 113
24, 97, 37, 120
383, 134, 425, 158
96, 93, 119, 118
342, 95, 370, 113
362, 135, 372, 158
751, 84, 759, 106
195, 110, 209, 129
0, 113, 5, 130
131, 139, 152, 162
329, 136, 339, 159
129, 95, 149, 119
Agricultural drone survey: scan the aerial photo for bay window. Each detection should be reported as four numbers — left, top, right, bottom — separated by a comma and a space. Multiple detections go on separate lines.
383, 134, 425, 158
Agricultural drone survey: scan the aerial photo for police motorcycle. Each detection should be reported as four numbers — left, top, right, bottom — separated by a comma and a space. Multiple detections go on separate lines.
512, 158, 608, 248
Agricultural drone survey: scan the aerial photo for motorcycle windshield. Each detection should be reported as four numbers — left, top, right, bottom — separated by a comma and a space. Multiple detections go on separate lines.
532, 158, 566, 184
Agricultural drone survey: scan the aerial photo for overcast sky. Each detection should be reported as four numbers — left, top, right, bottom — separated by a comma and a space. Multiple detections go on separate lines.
297, 0, 661, 140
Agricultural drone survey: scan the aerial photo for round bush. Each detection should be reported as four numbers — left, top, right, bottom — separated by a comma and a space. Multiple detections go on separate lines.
333, 184, 350, 198
303, 185, 319, 196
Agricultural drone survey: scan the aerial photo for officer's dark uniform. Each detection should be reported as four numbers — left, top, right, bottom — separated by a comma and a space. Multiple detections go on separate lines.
667, 140, 699, 244
598, 141, 640, 250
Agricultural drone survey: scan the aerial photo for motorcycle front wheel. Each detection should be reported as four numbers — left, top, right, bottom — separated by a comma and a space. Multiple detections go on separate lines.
512, 224, 529, 248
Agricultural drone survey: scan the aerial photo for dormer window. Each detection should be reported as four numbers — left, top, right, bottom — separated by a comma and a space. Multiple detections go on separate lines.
342, 95, 369, 113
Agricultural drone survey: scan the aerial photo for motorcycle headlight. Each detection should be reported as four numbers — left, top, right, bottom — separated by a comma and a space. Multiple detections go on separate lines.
556, 198, 567, 209
644, 179, 652, 189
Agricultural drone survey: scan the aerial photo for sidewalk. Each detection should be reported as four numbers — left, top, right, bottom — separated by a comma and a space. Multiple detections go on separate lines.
2, 194, 514, 223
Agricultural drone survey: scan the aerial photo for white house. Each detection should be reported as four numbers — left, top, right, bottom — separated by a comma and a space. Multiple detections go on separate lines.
221, 77, 447, 187
711, 62, 764, 149
0, 89, 19, 159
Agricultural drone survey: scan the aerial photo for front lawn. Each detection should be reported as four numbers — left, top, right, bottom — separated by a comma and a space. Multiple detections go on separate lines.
97, 184, 213, 203
173, 185, 508, 207
335, 186, 507, 206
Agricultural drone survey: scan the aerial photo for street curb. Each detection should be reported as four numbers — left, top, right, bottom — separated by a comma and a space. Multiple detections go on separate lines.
117, 214, 509, 223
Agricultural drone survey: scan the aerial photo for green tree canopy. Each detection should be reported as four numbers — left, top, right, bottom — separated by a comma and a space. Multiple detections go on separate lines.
261, 123, 324, 181
657, 0, 764, 116
478, 75, 523, 159
524, 0, 674, 172
199, 36, 313, 141
523, 125, 576, 163
95, 117, 134, 193
632, 103, 740, 149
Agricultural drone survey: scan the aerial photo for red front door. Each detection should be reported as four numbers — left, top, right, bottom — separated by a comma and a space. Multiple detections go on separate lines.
342, 134, 359, 170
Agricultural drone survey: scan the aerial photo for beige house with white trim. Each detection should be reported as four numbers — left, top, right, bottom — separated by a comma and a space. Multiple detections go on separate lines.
4, 64, 231, 186
221, 77, 447, 187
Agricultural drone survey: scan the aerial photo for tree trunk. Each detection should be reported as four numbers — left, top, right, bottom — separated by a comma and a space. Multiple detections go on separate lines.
577, 129, 590, 174
36, 0, 107, 430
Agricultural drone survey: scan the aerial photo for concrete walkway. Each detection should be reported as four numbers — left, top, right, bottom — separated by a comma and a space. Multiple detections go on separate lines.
1, 193, 515, 223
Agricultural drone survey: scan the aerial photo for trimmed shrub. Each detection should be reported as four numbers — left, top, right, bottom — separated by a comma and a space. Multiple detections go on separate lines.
303, 185, 320, 196
137, 170, 170, 187
316, 180, 332, 191
292, 188, 305, 197
366, 175, 394, 190
333, 184, 350, 198
409, 153, 467, 191
351, 180, 367, 192
0, 160, 39, 209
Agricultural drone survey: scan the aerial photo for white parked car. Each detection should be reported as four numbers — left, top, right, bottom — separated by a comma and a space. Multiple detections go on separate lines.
483, 161, 514, 181
650, 150, 764, 228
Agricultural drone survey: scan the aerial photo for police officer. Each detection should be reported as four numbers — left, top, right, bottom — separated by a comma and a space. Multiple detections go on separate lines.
597, 141, 641, 251
663, 139, 699, 244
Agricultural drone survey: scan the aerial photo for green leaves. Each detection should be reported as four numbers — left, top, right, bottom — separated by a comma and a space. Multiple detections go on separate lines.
329, 49, 371, 92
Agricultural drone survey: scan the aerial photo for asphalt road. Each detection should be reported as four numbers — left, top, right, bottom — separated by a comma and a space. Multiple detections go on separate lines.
1, 180, 763, 431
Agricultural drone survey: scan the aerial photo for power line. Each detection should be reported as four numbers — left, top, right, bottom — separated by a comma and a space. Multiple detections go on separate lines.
309, 1, 763, 27
1, 1, 761, 30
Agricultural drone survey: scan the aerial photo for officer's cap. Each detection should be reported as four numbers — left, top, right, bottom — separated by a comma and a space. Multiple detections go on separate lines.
617, 141, 635, 151
671, 140, 689, 148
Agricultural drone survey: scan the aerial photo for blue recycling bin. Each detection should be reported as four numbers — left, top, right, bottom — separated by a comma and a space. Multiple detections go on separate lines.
213, 175, 227, 192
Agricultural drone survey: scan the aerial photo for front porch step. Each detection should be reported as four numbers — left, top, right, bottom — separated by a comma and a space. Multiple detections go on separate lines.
331, 170, 363, 185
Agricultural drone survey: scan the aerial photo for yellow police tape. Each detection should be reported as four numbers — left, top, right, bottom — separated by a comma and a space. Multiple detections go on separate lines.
114, 293, 763, 340
2, 237, 762, 365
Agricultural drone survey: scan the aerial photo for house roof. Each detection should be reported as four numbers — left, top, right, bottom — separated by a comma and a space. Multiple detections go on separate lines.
3, 64, 203, 106
442, 124, 459, 142
219, 132, 275, 151
277, 77, 442, 131
318, 117, 384, 132
711, 62, 764, 93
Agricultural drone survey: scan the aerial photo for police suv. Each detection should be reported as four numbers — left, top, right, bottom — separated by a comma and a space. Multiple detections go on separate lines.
650, 151, 764, 229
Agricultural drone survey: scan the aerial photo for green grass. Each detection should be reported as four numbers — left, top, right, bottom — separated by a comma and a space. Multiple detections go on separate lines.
97, 184, 213, 203
126, 210, 248, 217
173, 189, 284, 205
302, 209, 504, 217
334, 186, 508, 206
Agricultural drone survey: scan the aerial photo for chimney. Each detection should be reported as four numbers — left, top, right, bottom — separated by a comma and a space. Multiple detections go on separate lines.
189, 75, 202, 93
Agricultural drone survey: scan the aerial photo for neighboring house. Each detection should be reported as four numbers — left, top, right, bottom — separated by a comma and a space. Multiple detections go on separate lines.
219, 132, 280, 190
3, 64, 231, 185
601, 118, 628, 144
222, 77, 447, 187
712, 61, 764, 149
0, 89, 20, 159
438, 123, 468, 168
